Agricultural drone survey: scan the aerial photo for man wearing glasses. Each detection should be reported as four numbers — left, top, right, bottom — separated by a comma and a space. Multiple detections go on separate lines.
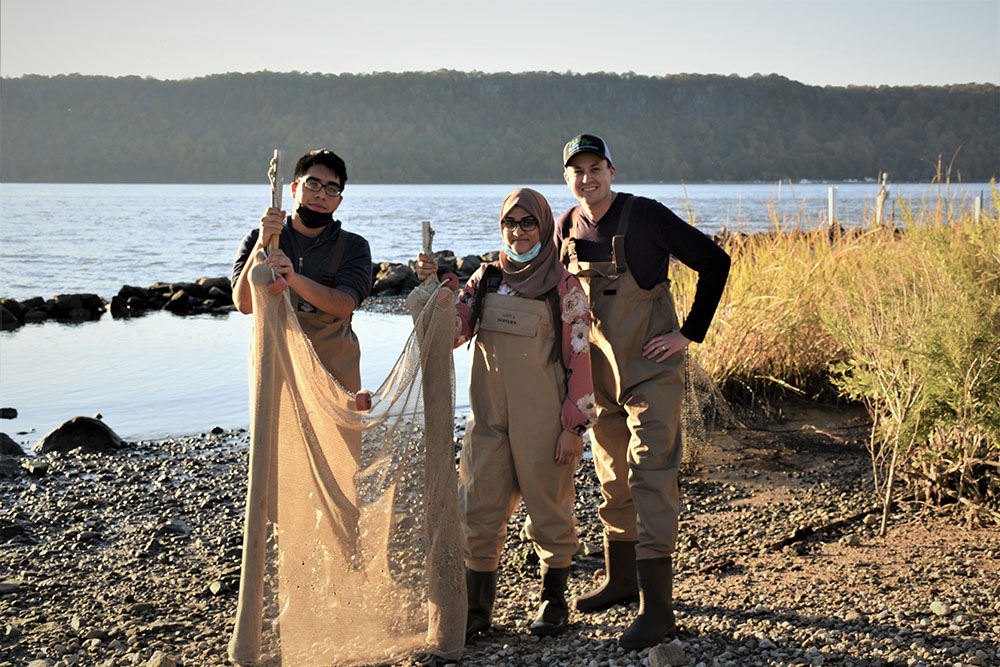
556, 134, 730, 649
232, 149, 372, 392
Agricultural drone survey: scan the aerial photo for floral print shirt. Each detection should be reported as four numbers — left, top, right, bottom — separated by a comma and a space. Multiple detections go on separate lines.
454, 262, 597, 436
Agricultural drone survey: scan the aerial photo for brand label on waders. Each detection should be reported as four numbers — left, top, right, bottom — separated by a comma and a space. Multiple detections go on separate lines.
479, 306, 540, 337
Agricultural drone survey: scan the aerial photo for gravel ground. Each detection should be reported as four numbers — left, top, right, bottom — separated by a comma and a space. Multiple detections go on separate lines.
2, 401, 998, 667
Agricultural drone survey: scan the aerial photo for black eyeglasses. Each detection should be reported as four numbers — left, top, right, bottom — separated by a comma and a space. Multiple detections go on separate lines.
300, 177, 343, 198
500, 216, 539, 232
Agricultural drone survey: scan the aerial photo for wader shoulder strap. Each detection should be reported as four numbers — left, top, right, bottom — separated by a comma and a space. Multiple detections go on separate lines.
611, 194, 635, 274
560, 195, 635, 274
560, 207, 581, 266
324, 230, 350, 279
469, 264, 503, 333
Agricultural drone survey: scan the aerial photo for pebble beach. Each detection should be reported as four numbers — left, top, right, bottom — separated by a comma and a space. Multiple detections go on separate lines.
2, 399, 998, 667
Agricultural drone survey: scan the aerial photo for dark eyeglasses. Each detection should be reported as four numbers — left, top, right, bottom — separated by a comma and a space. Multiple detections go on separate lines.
500, 216, 539, 232
300, 177, 342, 198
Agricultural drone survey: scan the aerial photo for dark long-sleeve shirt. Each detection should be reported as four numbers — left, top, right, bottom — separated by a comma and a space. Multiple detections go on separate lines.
555, 192, 730, 343
232, 218, 372, 309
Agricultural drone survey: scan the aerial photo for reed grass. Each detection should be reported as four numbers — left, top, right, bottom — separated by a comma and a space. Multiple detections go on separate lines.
673, 177, 1000, 524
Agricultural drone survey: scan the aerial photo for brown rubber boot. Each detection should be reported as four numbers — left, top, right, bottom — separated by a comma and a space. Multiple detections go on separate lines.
574, 535, 639, 613
619, 556, 677, 650
465, 568, 498, 642
529, 564, 571, 636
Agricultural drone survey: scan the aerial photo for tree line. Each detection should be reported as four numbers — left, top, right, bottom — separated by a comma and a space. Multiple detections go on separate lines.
1, 70, 996, 183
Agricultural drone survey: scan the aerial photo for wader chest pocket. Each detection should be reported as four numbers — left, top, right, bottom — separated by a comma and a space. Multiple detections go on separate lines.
603, 289, 617, 296
479, 307, 540, 337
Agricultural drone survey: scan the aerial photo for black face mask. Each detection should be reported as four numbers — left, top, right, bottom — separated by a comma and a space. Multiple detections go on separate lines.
296, 204, 333, 229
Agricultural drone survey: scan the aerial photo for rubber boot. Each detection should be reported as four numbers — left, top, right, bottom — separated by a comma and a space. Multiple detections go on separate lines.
529, 564, 571, 636
465, 568, 498, 642
574, 535, 639, 613
619, 556, 677, 650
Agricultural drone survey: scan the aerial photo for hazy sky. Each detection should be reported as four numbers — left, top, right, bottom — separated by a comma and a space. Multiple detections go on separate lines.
2, 0, 997, 87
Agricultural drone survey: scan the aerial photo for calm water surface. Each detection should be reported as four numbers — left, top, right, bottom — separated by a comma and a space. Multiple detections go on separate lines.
2, 181, 991, 301
1, 310, 473, 444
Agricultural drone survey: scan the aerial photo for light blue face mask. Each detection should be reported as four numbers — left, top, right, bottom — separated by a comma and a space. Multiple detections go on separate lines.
502, 242, 541, 263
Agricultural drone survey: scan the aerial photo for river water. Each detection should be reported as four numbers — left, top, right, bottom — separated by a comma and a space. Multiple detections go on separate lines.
0, 181, 992, 443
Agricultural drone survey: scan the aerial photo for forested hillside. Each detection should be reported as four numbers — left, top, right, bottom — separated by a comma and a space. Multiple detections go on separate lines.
1, 71, 996, 183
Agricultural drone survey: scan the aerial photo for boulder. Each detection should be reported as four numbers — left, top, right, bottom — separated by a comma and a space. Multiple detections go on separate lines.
34, 416, 122, 455
0, 457, 20, 479
163, 290, 192, 313
0, 433, 24, 456
0, 408, 16, 419
432, 250, 458, 275
19, 296, 45, 311
207, 286, 231, 303
372, 263, 416, 294
22, 309, 48, 323
0, 302, 22, 331
119, 285, 151, 301
0, 298, 25, 329
456, 255, 482, 277
66, 308, 92, 322
109, 294, 128, 318
52, 293, 84, 313
147, 282, 174, 295
197, 276, 231, 293
52, 293, 104, 321
110, 285, 153, 318
168, 281, 209, 299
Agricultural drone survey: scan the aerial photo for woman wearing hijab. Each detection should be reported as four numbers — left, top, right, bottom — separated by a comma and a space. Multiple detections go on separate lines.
416, 188, 596, 639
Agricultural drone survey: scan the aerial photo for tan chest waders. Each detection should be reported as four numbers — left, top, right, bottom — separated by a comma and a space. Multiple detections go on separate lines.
460, 292, 579, 571
564, 195, 684, 559
288, 231, 362, 394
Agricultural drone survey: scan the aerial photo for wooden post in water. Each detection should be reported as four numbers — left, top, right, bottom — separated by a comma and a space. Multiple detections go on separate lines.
974, 194, 983, 224
875, 172, 889, 227
828, 186, 838, 227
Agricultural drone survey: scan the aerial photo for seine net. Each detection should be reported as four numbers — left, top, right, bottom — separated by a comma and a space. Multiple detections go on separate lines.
228, 269, 465, 666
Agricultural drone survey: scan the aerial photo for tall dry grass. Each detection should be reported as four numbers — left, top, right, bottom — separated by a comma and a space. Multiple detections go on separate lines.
673, 178, 1000, 524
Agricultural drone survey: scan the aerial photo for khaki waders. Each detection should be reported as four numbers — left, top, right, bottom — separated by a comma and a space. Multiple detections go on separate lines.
295, 303, 363, 468
460, 292, 579, 572
564, 196, 685, 561
295, 309, 362, 394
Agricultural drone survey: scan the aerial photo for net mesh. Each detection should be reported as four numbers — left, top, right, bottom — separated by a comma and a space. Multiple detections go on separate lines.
229, 268, 465, 666
681, 353, 737, 468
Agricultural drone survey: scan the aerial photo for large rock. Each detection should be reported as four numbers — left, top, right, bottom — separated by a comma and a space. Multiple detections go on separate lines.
0, 458, 22, 479
19, 296, 45, 311
168, 281, 209, 299
196, 276, 231, 293
111, 285, 153, 318
372, 263, 419, 295
0, 299, 24, 330
0, 433, 24, 456
456, 254, 482, 278
51, 293, 105, 322
34, 416, 122, 455
163, 290, 193, 313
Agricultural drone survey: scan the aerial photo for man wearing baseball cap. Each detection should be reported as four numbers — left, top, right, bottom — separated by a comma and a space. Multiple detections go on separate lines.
556, 133, 731, 649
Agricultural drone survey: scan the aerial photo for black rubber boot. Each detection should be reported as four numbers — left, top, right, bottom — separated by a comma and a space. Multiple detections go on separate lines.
619, 556, 677, 650
529, 564, 571, 636
465, 568, 498, 642
574, 535, 639, 613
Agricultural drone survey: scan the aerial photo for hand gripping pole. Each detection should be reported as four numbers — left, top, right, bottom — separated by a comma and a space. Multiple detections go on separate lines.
266, 150, 288, 295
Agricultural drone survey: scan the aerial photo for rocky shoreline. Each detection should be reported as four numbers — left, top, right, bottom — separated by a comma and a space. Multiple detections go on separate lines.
1, 403, 997, 667
0, 250, 491, 330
